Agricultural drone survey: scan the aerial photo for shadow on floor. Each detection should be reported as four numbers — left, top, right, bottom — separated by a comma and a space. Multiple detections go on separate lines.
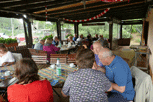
53, 88, 69, 102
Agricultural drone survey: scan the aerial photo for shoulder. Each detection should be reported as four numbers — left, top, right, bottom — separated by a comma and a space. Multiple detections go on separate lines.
6, 51, 13, 56
7, 84, 19, 91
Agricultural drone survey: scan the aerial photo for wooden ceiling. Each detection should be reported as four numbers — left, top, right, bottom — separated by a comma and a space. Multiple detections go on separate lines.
0, 0, 151, 22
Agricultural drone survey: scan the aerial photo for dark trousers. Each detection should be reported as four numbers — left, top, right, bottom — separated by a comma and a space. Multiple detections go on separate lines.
108, 92, 132, 102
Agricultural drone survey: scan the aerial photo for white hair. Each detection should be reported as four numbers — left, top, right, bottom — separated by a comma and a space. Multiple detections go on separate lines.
99, 48, 113, 58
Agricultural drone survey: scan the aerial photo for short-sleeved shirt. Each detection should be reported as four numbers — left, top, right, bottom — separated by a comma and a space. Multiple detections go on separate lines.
62, 68, 111, 102
0, 51, 15, 66
105, 55, 135, 101
95, 54, 104, 67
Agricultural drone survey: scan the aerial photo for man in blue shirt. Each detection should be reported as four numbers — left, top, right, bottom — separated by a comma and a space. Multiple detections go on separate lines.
98, 48, 135, 102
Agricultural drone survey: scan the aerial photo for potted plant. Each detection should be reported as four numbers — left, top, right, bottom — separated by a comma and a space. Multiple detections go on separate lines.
0, 37, 18, 50
42, 35, 53, 40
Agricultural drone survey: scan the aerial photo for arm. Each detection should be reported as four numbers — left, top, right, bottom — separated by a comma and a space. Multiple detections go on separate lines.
107, 83, 113, 91
97, 67, 106, 73
52, 45, 60, 51
61, 91, 68, 97
113, 65, 127, 93
112, 83, 125, 93
2, 62, 15, 66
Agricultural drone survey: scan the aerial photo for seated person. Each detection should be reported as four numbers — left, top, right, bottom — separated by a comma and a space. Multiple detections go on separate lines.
43, 38, 60, 54
0, 44, 15, 66
43, 38, 60, 62
68, 36, 75, 46
52, 36, 59, 46
7, 58, 53, 102
61, 48, 112, 102
92, 34, 99, 41
34, 39, 45, 50
93, 41, 105, 67
72, 34, 77, 41
98, 48, 135, 102
86, 35, 92, 48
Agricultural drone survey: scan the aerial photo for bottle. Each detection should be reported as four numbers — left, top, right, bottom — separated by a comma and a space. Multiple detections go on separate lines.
56, 58, 61, 76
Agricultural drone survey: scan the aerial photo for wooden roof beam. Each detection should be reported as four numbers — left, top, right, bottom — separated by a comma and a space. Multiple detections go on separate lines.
17, 0, 82, 13
50, 4, 145, 18
47, 0, 129, 16
1, 0, 54, 8
48, 1, 145, 19
33, 0, 103, 14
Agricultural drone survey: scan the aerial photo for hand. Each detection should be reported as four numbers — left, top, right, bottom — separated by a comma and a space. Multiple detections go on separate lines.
92, 62, 98, 69
2, 62, 9, 66
97, 67, 106, 73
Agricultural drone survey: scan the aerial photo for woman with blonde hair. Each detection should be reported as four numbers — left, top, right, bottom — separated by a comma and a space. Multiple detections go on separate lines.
43, 38, 60, 63
68, 36, 75, 45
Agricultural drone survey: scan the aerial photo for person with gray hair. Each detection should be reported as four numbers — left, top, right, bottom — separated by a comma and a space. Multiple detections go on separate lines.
52, 36, 59, 46
98, 48, 135, 102
34, 39, 45, 50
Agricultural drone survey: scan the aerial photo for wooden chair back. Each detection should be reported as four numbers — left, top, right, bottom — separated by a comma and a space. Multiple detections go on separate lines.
28, 48, 47, 64
50, 54, 67, 64
67, 53, 76, 64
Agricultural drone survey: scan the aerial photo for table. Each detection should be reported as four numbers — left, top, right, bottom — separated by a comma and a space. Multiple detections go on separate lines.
38, 64, 77, 86
130, 45, 150, 73
57, 45, 77, 54
0, 65, 18, 93
38, 64, 77, 97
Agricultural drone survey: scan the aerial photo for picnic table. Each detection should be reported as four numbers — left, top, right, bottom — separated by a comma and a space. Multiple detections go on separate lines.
38, 64, 77, 86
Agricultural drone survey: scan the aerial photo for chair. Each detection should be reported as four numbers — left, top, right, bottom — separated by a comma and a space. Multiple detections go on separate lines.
67, 53, 76, 64
12, 53, 23, 62
32, 53, 47, 64
28, 48, 47, 64
130, 66, 153, 102
50, 54, 67, 64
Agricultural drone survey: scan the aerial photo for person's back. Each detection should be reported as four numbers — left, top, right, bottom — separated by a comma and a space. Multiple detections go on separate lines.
61, 48, 112, 102
63, 69, 111, 102
7, 80, 53, 102
7, 58, 53, 102
34, 42, 43, 50
43, 44, 60, 54
34, 39, 44, 50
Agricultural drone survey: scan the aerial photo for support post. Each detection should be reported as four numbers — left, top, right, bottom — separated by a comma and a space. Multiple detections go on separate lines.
120, 24, 122, 39
109, 22, 113, 50
23, 20, 28, 47
74, 23, 79, 38
56, 21, 61, 40
22, 16, 33, 48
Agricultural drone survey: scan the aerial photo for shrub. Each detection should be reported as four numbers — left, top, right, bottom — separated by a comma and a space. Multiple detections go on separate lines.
0, 37, 17, 44
42, 35, 53, 40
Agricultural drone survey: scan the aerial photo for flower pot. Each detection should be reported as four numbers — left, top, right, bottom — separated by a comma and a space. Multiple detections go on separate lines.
3, 43, 18, 51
